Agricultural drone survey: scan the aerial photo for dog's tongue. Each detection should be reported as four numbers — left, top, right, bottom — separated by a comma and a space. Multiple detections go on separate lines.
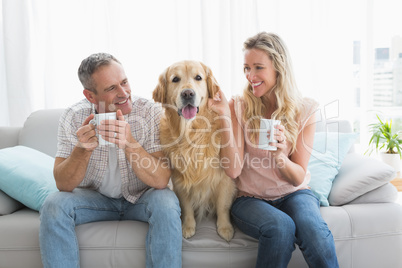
182, 105, 198, 120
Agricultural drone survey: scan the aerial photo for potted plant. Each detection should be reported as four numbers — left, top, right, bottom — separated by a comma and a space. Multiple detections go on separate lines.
366, 115, 402, 172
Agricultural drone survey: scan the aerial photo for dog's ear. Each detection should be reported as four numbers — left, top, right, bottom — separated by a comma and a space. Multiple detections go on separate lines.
152, 68, 168, 103
200, 62, 220, 98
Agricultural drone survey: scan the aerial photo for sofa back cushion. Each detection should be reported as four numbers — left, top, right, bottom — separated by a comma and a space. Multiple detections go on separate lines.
315, 119, 353, 133
315, 119, 354, 153
19, 109, 64, 157
19, 108, 353, 159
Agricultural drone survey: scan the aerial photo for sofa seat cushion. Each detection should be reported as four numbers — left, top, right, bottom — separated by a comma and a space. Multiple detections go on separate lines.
77, 221, 149, 267
0, 209, 42, 268
1, 204, 402, 268
76, 216, 260, 268
181, 217, 258, 268
320, 203, 402, 268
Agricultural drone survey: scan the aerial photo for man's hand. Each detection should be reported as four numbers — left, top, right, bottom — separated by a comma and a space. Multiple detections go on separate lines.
76, 114, 98, 151
98, 110, 138, 149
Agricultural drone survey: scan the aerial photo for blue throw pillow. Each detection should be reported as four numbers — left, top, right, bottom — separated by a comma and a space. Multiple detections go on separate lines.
0, 146, 58, 211
308, 132, 358, 206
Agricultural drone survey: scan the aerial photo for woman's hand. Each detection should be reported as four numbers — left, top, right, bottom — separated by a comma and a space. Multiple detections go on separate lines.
208, 90, 231, 117
271, 124, 289, 166
272, 124, 287, 151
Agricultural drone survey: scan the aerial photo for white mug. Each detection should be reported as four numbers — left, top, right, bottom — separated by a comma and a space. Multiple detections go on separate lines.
89, 112, 116, 146
258, 119, 281, 151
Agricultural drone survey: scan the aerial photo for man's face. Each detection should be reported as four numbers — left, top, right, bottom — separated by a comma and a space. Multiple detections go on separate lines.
85, 61, 132, 114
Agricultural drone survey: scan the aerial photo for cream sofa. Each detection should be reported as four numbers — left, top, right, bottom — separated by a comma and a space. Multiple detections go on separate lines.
1, 108, 402, 268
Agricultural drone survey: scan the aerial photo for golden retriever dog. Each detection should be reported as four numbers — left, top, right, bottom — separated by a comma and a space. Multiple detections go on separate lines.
152, 60, 237, 241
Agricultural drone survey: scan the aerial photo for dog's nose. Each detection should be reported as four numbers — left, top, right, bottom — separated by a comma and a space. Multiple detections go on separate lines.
181, 89, 195, 100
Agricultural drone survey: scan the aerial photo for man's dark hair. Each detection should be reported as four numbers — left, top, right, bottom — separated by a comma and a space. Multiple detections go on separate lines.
78, 53, 120, 93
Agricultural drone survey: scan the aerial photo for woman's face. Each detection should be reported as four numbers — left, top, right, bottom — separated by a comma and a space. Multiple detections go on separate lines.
243, 48, 277, 98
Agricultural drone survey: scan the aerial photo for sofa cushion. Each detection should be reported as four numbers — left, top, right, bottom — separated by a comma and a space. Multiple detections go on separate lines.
19, 109, 63, 157
0, 190, 25, 215
0, 208, 43, 268
308, 132, 358, 206
76, 218, 259, 268
0, 146, 58, 211
0, 126, 21, 149
328, 153, 396, 206
347, 182, 398, 205
2, 204, 402, 268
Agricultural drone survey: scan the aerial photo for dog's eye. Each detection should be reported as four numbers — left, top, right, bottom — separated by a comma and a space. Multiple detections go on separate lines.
172, 77, 180, 83
195, 75, 202, 81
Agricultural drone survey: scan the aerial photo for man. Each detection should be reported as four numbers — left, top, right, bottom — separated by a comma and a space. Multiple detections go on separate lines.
39, 53, 182, 268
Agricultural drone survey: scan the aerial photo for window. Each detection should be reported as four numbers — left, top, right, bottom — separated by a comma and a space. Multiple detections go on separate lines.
1, 0, 401, 142
352, 0, 402, 153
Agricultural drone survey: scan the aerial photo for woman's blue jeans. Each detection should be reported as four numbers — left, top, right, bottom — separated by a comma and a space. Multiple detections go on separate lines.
39, 188, 182, 268
231, 189, 339, 268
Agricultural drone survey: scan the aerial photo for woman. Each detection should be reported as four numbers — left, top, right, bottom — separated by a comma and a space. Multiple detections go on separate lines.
209, 32, 338, 268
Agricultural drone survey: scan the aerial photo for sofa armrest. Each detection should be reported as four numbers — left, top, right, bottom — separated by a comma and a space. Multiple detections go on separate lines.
0, 127, 21, 149
0, 190, 25, 216
0, 127, 24, 215
328, 153, 396, 206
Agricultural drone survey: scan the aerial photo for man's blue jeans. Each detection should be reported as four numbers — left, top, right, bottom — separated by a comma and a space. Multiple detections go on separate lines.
39, 188, 182, 268
231, 189, 339, 268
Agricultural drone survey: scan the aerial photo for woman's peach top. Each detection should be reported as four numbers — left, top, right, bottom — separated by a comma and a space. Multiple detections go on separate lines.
232, 96, 319, 201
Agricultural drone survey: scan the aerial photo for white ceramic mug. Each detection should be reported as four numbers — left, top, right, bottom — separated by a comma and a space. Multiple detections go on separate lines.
258, 119, 281, 151
89, 112, 116, 146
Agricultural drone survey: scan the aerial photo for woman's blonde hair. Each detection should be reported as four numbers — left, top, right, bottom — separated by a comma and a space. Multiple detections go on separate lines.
242, 32, 302, 154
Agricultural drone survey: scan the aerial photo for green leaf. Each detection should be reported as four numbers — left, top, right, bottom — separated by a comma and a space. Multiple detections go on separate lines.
365, 114, 402, 158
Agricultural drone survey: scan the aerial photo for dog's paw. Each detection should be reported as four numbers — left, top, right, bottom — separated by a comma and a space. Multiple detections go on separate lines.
182, 213, 196, 239
217, 224, 234, 242
182, 224, 196, 239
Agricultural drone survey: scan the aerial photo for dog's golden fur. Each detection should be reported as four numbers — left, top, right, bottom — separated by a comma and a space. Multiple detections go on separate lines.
153, 60, 237, 241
